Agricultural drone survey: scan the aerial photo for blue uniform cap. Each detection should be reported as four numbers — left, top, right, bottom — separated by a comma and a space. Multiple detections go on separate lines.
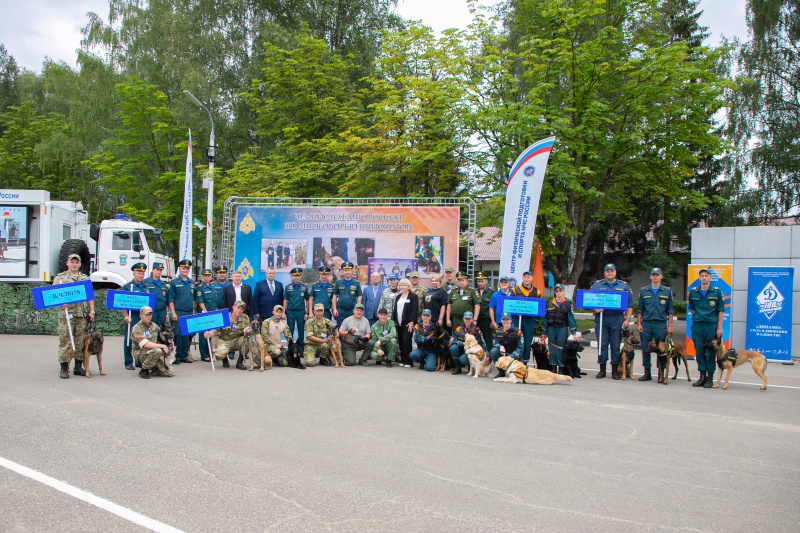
214, 265, 228, 273
421, 308, 432, 316
318, 266, 331, 273
650, 267, 662, 275
178, 259, 192, 267
341, 261, 354, 269
604, 263, 616, 271
152, 262, 164, 270
201, 269, 213, 276
290, 267, 303, 275
500, 312, 512, 320
131, 262, 147, 272
499, 275, 509, 282
463, 311, 474, 319
388, 273, 399, 279
555, 284, 565, 290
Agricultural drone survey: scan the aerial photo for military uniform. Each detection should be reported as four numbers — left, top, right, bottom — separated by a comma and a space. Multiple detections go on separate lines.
303, 316, 332, 367
544, 297, 577, 368
144, 275, 169, 325
168, 273, 197, 362
590, 277, 634, 367
284, 273, 310, 352
334, 269, 362, 324
121, 275, 150, 367
409, 284, 427, 322
510, 283, 542, 363
637, 284, 674, 370
409, 322, 438, 371
210, 267, 227, 311
363, 319, 397, 362
688, 284, 724, 381
310, 280, 335, 319
261, 315, 290, 366
475, 279, 495, 349
378, 286, 400, 320
213, 312, 251, 361
489, 324, 523, 362
131, 320, 173, 376
196, 273, 218, 361
449, 322, 487, 367
53, 270, 91, 364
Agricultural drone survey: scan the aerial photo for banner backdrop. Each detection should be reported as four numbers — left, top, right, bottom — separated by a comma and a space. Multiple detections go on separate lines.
746, 266, 793, 362
233, 206, 460, 288
686, 265, 732, 356
499, 137, 555, 284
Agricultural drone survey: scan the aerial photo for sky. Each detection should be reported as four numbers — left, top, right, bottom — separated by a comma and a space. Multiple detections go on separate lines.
1, 0, 749, 74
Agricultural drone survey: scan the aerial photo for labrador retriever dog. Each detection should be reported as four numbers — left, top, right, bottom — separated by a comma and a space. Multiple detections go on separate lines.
464, 334, 491, 378
494, 355, 572, 385
248, 320, 272, 371
561, 339, 584, 378
705, 338, 768, 390
619, 328, 639, 381
645, 337, 690, 384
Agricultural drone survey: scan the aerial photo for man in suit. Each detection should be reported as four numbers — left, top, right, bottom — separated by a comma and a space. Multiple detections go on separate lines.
253, 267, 284, 321
362, 271, 387, 326
221, 269, 254, 319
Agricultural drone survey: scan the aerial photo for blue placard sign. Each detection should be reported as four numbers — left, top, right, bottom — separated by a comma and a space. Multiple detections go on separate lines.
106, 290, 156, 311
496, 295, 546, 317
745, 266, 793, 362
576, 290, 628, 311
179, 310, 232, 336
32, 280, 95, 310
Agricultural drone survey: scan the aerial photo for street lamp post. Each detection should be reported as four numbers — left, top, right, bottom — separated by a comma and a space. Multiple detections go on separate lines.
183, 90, 215, 271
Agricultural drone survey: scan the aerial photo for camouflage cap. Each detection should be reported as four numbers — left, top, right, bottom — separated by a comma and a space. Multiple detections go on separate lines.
273, 304, 284, 311
233, 300, 246, 308
67, 254, 81, 262
409, 271, 420, 278
140, 305, 153, 315
313, 303, 324, 311
354, 303, 364, 310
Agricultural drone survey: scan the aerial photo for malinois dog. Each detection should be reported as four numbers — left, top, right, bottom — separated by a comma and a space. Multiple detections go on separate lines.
705, 338, 768, 390
619, 328, 639, 381
645, 337, 690, 385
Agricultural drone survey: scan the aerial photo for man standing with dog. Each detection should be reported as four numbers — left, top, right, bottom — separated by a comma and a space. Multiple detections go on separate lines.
132, 306, 173, 379
338, 303, 371, 366
636, 267, 674, 382
168, 259, 197, 364
122, 262, 151, 370
687, 268, 724, 388
54, 254, 95, 379
205, 300, 251, 369
590, 264, 634, 379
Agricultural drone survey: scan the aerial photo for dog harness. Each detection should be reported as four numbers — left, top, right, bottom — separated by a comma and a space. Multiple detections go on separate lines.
510, 363, 528, 380
717, 349, 738, 369
473, 349, 488, 362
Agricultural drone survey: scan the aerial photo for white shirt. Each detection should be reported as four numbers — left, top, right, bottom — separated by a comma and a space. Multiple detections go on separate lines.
396, 294, 409, 322
234, 283, 242, 302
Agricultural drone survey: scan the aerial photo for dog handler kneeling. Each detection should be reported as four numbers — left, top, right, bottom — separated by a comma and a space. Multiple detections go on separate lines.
490, 312, 523, 377
363, 308, 397, 367
449, 311, 487, 375
261, 304, 291, 367
205, 300, 251, 369
687, 269, 725, 388
409, 309, 438, 371
132, 306, 174, 379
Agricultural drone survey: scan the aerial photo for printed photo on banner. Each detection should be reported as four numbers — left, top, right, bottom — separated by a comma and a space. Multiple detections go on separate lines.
414, 236, 443, 277
312, 237, 375, 283
369, 258, 418, 284
262, 239, 308, 273
0, 205, 29, 277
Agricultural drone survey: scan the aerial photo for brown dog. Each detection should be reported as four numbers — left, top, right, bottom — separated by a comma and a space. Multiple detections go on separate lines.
619, 329, 639, 381
326, 323, 344, 367
68, 329, 105, 377
494, 355, 572, 385
706, 338, 768, 390
248, 320, 272, 371
645, 337, 690, 385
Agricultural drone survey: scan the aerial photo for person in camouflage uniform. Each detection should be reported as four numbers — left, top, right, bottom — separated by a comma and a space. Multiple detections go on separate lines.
362, 308, 397, 367
377, 273, 400, 321
409, 271, 427, 322
261, 304, 290, 367
131, 306, 174, 379
205, 300, 251, 369
303, 303, 331, 367
54, 254, 95, 379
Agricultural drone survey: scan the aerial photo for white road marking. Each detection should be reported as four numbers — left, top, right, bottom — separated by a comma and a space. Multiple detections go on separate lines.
0, 456, 186, 533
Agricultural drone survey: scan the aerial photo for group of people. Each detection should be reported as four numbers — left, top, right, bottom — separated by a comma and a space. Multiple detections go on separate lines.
54, 256, 724, 386
264, 241, 306, 270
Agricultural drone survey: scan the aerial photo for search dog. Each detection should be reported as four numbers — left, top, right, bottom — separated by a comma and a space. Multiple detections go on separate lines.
532, 335, 550, 370
248, 320, 272, 371
464, 333, 491, 378
69, 323, 105, 377
619, 329, 639, 381
705, 338, 768, 390
431, 322, 452, 372
493, 355, 572, 385
561, 339, 584, 378
326, 323, 344, 367
645, 337, 690, 384
158, 320, 175, 365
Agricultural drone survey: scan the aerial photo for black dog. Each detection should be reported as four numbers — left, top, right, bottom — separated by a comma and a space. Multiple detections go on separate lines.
561, 339, 585, 378
285, 337, 306, 369
158, 320, 175, 357
531, 336, 551, 370
430, 322, 452, 372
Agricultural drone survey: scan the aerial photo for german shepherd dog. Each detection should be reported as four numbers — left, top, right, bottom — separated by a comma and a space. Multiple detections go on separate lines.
431, 322, 452, 372
532, 335, 550, 370
70, 322, 105, 377
561, 339, 584, 378
248, 320, 272, 371
705, 338, 768, 390
286, 337, 306, 369
645, 337, 690, 384
158, 320, 176, 365
619, 329, 639, 381
326, 323, 344, 367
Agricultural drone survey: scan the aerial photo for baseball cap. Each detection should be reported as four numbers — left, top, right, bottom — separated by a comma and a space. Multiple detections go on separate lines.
698, 268, 711, 275
273, 304, 284, 311
233, 300, 246, 308
409, 271, 419, 278
604, 263, 616, 271
555, 283, 565, 290
140, 305, 153, 315
152, 262, 164, 270
354, 303, 364, 310
421, 308, 432, 316
463, 311, 474, 319
499, 275, 509, 282
313, 303, 324, 311
444, 267, 454, 273
388, 273, 399, 279
500, 312, 512, 320
67, 254, 81, 261
378, 308, 388, 315
522, 270, 532, 276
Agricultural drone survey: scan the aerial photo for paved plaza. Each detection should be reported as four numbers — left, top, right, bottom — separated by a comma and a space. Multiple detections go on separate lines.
1, 334, 798, 532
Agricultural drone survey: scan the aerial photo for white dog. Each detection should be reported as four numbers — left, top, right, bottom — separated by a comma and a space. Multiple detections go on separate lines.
464, 334, 492, 378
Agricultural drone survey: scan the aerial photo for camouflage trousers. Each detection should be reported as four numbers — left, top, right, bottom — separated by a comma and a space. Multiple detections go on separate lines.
214, 337, 248, 361
363, 338, 397, 362
135, 348, 174, 377
265, 342, 288, 367
58, 317, 87, 363
302, 342, 329, 367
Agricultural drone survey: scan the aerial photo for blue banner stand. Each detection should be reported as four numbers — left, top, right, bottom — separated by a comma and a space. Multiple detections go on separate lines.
178, 310, 232, 372
576, 290, 630, 356
106, 290, 157, 347
33, 280, 95, 351
746, 267, 793, 363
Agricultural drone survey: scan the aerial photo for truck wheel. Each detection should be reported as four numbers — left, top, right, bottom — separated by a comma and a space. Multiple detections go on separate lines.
58, 239, 91, 275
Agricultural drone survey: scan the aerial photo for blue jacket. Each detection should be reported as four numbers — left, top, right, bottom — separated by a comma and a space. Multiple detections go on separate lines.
362, 283, 387, 320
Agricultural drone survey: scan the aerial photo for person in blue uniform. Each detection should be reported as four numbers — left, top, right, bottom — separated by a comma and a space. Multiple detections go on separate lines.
211, 265, 228, 311
196, 268, 217, 362
448, 311, 487, 375
589, 263, 634, 379
144, 262, 169, 326
409, 309, 437, 371
122, 262, 150, 370
635, 267, 674, 382
333, 262, 362, 324
309, 266, 335, 323
168, 259, 197, 364
510, 270, 542, 364
687, 268, 725, 388
283, 267, 310, 352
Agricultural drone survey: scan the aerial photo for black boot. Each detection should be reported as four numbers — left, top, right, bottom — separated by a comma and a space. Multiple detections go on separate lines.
73, 359, 86, 376
638, 368, 652, 381
692, 371, 706, 387
596, 365, 606, 379
60, 362, 69, 379
611, 364, 621, 380
236, 354, 246, 370
495, 368, 506, 378
139, 368, 151, 379
222, 357, 230, 368
452, 361, 462, 375
559, 366, 567, 376
703, 372, 714, 388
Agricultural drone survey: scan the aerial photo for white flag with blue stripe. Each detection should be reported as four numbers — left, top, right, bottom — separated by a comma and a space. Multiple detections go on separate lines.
178, 130, 193, 261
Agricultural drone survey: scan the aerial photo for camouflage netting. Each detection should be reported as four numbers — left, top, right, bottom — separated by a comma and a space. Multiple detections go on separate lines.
0, 283, 125, 336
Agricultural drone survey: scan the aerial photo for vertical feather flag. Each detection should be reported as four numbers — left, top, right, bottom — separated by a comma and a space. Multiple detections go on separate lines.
178, 130, 193, 261
532, 241, 545, 295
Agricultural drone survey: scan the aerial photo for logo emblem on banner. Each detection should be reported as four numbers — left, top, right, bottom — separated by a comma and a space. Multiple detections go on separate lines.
238, 258, 254, 280
239, 213, 256, 234
524, 166, 535, 177
756, 281, 784, 319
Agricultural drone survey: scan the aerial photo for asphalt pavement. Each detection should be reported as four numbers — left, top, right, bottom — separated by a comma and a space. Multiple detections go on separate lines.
1, 335, 799, 532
